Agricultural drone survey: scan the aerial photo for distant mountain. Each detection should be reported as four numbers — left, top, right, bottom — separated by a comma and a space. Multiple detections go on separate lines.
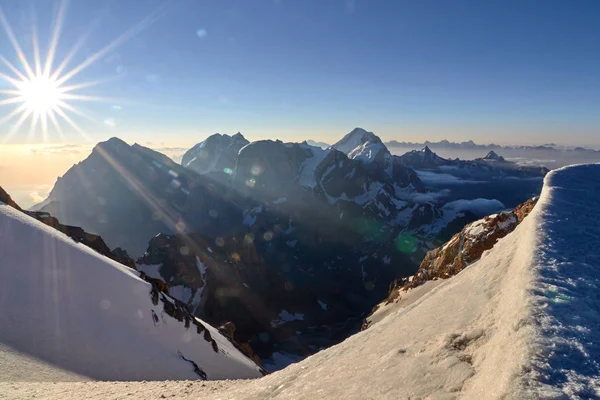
392, 146, 451, 170
182, 132, 249, 177
31, 128, 514, 367
37, 137, 246, 256
386, 139, 599, 153
397, 147, 549, 179
305, 139, 330, 149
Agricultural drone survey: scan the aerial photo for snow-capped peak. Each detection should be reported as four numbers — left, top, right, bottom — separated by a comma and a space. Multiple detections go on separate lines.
420, 146, 434, 156
182, 133, 249, 175
332, 128, 391, 174
333, 127, 382, 155
483, 150, 505, 162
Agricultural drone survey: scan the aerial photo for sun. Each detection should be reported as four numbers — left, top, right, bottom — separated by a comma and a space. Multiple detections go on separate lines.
0, 2, 165, 143
16, 75, 62, 115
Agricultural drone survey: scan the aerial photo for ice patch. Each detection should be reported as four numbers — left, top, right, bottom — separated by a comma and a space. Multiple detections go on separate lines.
298, 146, 330, 188
270, 310, 305, 327
135, 263, 162, 280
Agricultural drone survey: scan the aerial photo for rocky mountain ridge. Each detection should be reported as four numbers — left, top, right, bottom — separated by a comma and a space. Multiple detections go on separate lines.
363, 196, 539, 329
30, 128, 535, 367
397, 146, 549, 178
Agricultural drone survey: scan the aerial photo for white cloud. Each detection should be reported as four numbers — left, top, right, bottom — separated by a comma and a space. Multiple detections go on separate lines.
196, 29, 207, 38
408, 189, 451, 204
416, 170, 483, 185
28, 191, 46, 204
442, 198, 505, 217
29, 144, 91, 155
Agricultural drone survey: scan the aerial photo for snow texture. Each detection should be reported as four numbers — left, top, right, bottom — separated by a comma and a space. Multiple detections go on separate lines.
519, 164, 600, 398
298, 145, 330, 188
0, 205, 262, 381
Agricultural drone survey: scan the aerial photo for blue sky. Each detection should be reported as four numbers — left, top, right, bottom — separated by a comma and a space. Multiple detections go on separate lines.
0, 0, 599, 145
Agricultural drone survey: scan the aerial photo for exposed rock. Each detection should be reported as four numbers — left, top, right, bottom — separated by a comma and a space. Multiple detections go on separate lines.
29, 132, 541, 367
182, 133, 249, 178
482, 150, 505, 162
363, 197, 539, 330
0, 186, 21, 210
36, 138, 247, 256
397, 147, 549, 178
0, 186, 137, 269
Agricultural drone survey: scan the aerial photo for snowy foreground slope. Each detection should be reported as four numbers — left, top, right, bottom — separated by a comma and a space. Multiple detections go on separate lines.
0, 205, 262, 381
3, 164, 600, 399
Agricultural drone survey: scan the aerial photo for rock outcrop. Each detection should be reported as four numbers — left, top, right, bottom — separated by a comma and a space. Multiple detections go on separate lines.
182, 132, 249, 178
397, 147, 549, 179
0, 186, 21, 210
363, 197, 538, 329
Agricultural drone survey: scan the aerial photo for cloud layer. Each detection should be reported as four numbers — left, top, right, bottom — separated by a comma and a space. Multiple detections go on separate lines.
442, 198, 505, 217
416, 170, 483, 185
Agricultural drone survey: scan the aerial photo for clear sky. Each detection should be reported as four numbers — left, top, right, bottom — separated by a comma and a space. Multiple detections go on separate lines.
0, 0, 599, 147
1, 0, 600, 208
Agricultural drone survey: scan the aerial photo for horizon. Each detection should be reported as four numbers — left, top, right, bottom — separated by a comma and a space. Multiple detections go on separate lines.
1, 0, 599, 208
0, 0, 598, 147
2, 126, 598, 210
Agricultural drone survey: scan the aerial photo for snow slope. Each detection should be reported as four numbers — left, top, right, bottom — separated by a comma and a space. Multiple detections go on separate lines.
519, 164, 600, 398
3, 164, 599, 399
0, 204, 262, 381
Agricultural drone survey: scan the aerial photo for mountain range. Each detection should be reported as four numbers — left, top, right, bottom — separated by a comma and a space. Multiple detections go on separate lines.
397, 146, 549, 178
26, 128, 548, 367
385, 138, 600, 152
3, 162, 598, 398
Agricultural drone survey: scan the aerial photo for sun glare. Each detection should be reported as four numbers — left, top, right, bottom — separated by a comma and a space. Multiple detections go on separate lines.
0, 2, 165, 143
17, 76, 62, 115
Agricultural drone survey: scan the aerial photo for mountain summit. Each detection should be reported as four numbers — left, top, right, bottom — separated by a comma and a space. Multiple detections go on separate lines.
182, 133, 249, 176
482, 150, 506, 162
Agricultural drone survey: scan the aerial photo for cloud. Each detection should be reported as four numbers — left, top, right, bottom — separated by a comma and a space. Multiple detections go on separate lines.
28, 191, 46, 204
196, 29, 207, 38
29, 144, 92, 155
442, 198, 505, 217
506, 157, 555, 167
416, 170, 483, 185
150, 146, 188, 153
408, 189, 451, 204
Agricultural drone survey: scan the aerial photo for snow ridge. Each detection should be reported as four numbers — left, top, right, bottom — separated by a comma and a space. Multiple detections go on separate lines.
0, 205, 262, 381
520, 164, 600, 398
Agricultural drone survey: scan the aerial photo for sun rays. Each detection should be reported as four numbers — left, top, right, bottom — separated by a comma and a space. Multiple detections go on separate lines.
0, 1, 167, 143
